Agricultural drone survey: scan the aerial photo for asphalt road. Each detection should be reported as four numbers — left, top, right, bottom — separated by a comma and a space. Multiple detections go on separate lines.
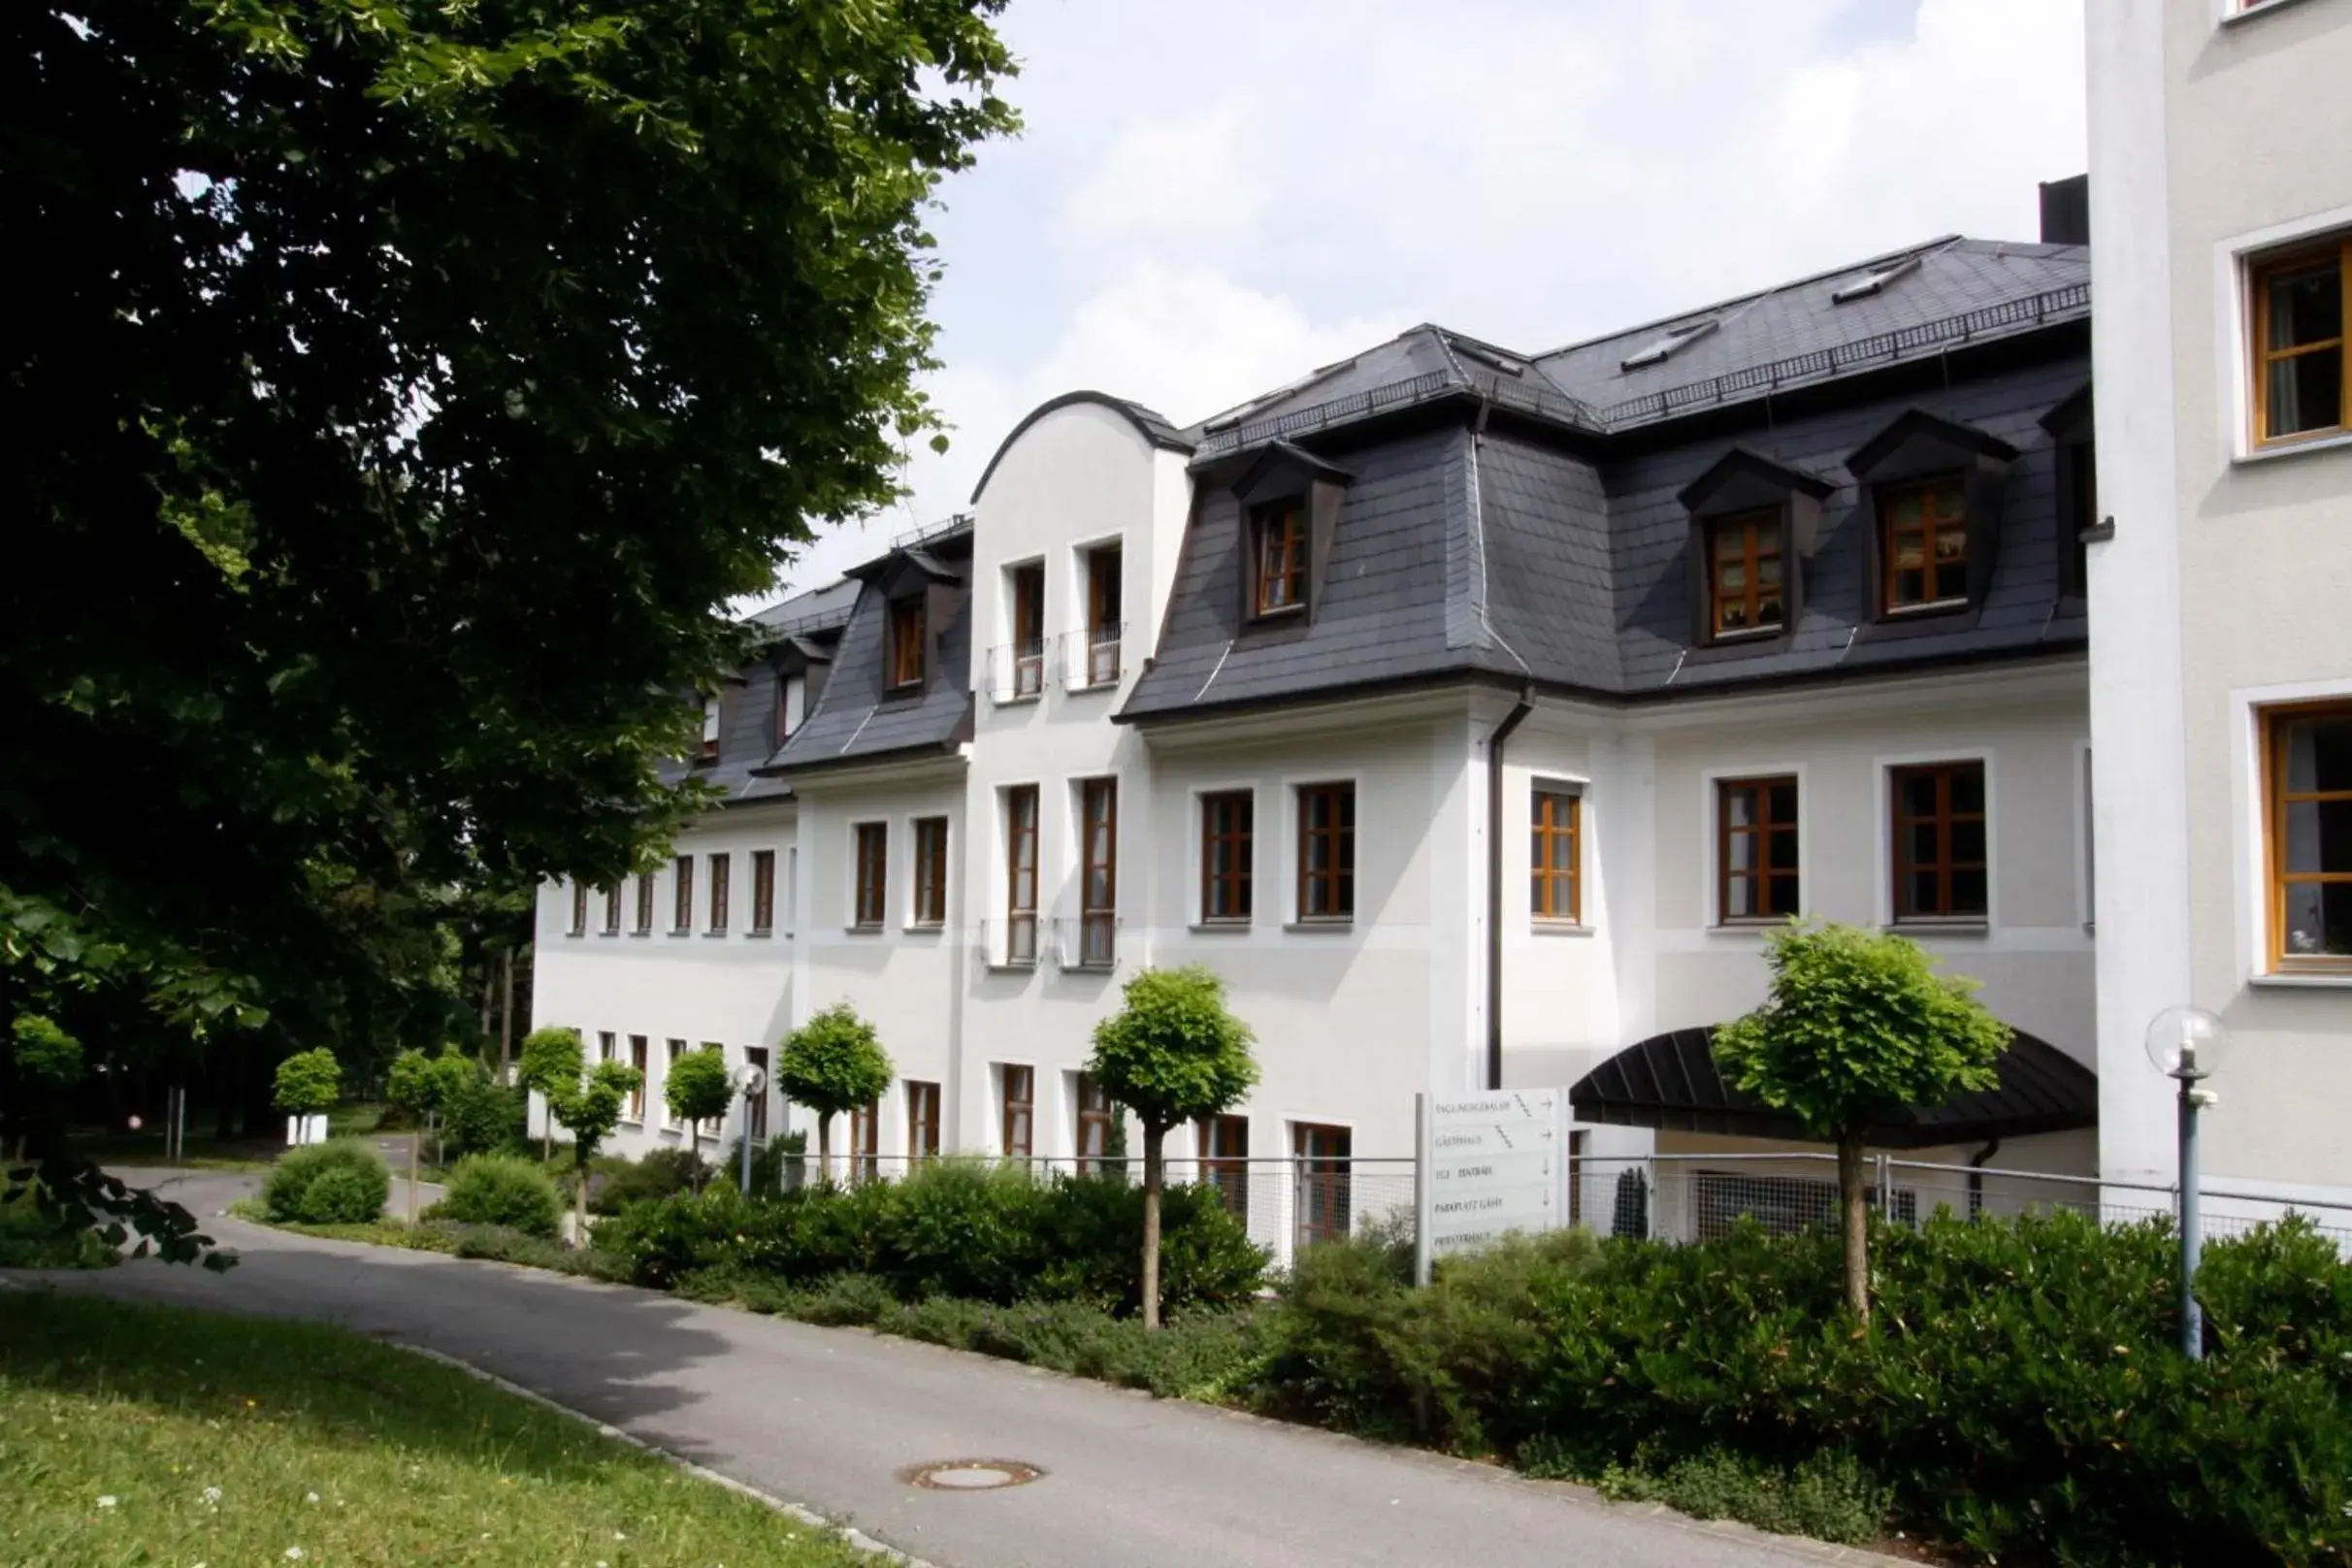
10, 1170, 1893, 1568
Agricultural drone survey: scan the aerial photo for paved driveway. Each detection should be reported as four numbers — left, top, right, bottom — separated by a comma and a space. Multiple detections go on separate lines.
10, 1171, 1891, 1568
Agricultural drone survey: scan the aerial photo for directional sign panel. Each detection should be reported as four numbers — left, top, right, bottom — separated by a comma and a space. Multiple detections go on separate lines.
1419, 1089, 1567, 1263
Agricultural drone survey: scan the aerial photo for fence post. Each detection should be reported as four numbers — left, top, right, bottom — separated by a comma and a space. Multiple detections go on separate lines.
1412, 1092, 1432, 1289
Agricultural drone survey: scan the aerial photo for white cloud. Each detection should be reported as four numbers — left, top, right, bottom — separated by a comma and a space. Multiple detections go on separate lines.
770, 0, 2086, 598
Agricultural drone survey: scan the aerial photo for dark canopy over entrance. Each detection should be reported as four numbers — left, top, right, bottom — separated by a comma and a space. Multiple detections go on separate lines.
1567, 1026, 2097, 1149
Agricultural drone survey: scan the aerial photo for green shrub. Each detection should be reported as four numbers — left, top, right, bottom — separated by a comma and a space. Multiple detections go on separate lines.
435, 1155, 562, 1237
262, 1140, 389, 1225
595, 1160, 1268, 1315
589, 1147, 712, 1215
1582, 1449, 1890, 1547
0, 1192, 114, 1269
1249, 1210, 2352, 1567
440, 1069, 528, 1160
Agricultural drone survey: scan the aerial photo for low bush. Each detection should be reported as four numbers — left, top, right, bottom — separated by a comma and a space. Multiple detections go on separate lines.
435, 1154, 562, 1237
1580, 1449, 1891, 1547
0, 1192, 115, 1269
439, 1069, 527, 1160
1251, 1210, 2352, 1567
598, 1159, 1267, 1316
261, 1140, 389, 1225
588, 1146, 712, 1215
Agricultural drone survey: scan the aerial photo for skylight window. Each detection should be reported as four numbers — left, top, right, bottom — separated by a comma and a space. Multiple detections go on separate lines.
1831, 254, 1923, 304
1619, 318, 1719, 372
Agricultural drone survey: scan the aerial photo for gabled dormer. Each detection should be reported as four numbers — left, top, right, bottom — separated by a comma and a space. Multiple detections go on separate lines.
855, 545, 964, 702
1678, 445, 1835, 647
1846, 408, 2017, 622
1229, 441, 1353, 628
768, 634, 832, 750
2039, 383, 2098, 599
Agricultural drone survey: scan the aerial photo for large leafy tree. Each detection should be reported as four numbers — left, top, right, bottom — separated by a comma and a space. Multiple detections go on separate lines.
3, 2, 1014, 1252
1088, 966, 1258, 1330
1713, 921, 2010, 1321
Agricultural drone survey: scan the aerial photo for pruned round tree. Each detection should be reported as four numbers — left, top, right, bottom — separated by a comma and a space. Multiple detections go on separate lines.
271, 1049, 342, 1138
384, 1048, 447, 1223
1087, 965, 1259, 1329
663, 1046, 735, 1174
516, 1027, 586, 1161
1712, 920, 2010, 1320
549, 1060, 642, 1243
775, 1005, 893, 1185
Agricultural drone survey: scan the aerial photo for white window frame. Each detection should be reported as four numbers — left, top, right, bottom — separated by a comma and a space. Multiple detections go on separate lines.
1281, 771, 1366, 929
991, 782, 1045, 969
2232, 674, 2352, 987
1187, 779, 1261, 930
845, 818, 889, 932
779, 671, 806, 739
1698, 763, 1807, 933
902, 810, 950, 933
1873, 746, 1998, 931
2215, 201, 2352, 465
994, 1061, 1040, 1159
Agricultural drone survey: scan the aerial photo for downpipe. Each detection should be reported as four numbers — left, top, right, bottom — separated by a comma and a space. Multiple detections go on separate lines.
1486, 685, 1535, 1092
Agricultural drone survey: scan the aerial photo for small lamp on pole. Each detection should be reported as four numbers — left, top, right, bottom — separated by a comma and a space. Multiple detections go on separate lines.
732, 1061, 768, 1197
2144, 1004, 2230, 1360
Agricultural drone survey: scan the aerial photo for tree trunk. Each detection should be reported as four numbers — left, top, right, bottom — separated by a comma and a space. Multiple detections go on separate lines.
408, 1127, 421, 1225
498, 948, 515, 1080
816, 1114, 832, 1187
1140, 1122, 1165, 1331
1839, 1132, 1870, 1323
575, 1156, 590, 1248
689, 1121, 701, 1191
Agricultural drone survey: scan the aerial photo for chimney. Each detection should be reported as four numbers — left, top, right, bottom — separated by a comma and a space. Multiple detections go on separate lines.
2039, 174, 2089, 246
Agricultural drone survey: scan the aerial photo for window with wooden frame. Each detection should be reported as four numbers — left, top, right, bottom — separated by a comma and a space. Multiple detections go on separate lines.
627, 1035, 648, 1122
698, 696, 721, 767
2263, 702, 2352, 971
635, 872, 656, 935
2251, 237, 2348, 447
706, 853, 730, 933
1704, 508, 1786, 638
598, 1030, 616, 1064
886, 596, 927, 691
1879, 476, 1970, 612
600, 885, 620, 934
1084, 544, 1124, 687
1078, 778, 1117, 966
911, 817, 948, 928
569, 882, 587, 936
750, 849, 775, 934
1253, 498, 1308, 616
852, 823, 887, 930
775, 670, 807, 745
743, 1046, 769, 1141
1197, 1113, 1249, 1224
1200, 791, 1254, 923
1075, 1072, 1115, 1174
1890, 761, 1988, 921
1000, 1065, 1033, 1159
1531, 788, 1582, 924
1010, 562, 1046, 698
1296, 782, 1356, 922
1717, 776, 1800, 923
906, 1080, 941, 1160
672, 856, 694, 932
1004, 785, 1039, 964
663, 1039, 687, 1128
1293, 1124, 1352, 1251
847, 1096, 880, 1183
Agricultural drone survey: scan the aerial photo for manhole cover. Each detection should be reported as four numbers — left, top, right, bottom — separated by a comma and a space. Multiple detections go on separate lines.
898, 1459, 1044, 1492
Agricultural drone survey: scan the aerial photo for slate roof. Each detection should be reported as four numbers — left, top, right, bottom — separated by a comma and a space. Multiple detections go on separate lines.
758, 521, 975, 777
1568, 1025, 2099, 1146
1122, 233, 2092, 723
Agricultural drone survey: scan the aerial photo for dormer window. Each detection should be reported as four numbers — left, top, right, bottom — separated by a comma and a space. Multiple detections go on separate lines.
887, 596, 927, 691
698, 696, 721, 767
775, 670, 806, 745
1879, 476, 1969, 612
1704, 509, 1785, 637
1253, 499, 1307, 616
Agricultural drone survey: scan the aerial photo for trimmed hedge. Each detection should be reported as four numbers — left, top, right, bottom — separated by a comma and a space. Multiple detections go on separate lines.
587, 1147, 711, 1215
1254, 1211, 2352, 1567
435, 1155, 562, 1237
261, 1140, 389, 1225
599, 1158, 1266, 1317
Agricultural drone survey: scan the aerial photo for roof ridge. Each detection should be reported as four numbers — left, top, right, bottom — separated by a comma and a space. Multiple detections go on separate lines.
1529, 233, 1969, 362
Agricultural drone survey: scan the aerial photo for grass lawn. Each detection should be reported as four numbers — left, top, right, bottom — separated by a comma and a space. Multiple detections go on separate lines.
0, 1290, 867, 1568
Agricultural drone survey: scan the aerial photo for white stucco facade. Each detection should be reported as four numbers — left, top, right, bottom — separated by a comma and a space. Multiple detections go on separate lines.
2087, 0, 2352, 1205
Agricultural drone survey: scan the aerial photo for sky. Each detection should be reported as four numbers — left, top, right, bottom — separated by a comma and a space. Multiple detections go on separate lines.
766, 0, 2087, 601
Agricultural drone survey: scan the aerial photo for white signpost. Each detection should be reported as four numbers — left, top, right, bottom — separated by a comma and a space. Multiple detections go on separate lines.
1413, 1089, 1569, 1285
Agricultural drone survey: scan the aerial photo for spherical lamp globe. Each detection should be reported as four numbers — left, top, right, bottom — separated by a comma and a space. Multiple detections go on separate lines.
2144, 1004, 2230, 1081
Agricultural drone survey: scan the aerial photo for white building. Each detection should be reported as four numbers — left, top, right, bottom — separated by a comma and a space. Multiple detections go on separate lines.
2087, 0, 2352, 1217
539, 213, 2118, 1251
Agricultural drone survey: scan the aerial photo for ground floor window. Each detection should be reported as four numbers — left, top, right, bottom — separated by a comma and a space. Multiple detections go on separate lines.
1197, 1113, 1249, 1225
1293, 1123, 1352, 1251
847, 1096, 880, 1183
743, 1046, 769, 1142
1075, 1072, 1115, 1174
906, 1080, 941, 1159
1000, 1065, 1033, 1160
2265, 701, 2352, 971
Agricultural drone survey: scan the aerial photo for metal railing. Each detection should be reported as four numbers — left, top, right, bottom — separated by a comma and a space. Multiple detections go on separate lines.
1061, 624, 1124, 690
983, 639, 1049, 703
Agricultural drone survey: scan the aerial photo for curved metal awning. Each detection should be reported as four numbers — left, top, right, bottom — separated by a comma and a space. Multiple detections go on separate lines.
1567, 1025, 2097, 1149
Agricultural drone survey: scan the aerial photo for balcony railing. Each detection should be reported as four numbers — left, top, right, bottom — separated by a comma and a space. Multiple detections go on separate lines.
984, 639, 1050, 704
1062, 623, 1124, 690
1055, 910, 1120, 970
975, 912, 1041, 968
